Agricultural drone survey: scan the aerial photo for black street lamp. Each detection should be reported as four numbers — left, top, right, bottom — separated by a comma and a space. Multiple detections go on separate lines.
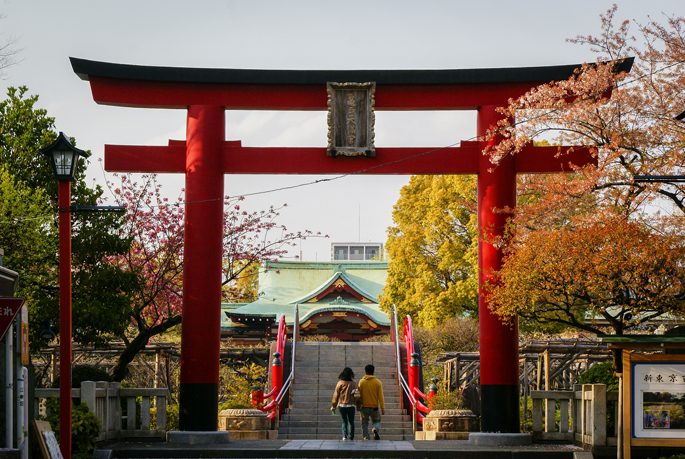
40, 132, 89, 459
35, 321, 56, 342
42, 132, 90, 182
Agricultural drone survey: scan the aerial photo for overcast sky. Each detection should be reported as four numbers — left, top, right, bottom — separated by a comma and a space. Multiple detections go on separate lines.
0, 1, 681, 261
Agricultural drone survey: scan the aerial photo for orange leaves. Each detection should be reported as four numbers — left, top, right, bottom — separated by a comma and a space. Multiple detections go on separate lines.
489, 214, 685, 335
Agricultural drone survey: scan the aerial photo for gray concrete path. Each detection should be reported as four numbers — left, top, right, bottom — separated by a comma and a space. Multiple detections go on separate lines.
280, 439, 416, 450
98, 439, 586, 458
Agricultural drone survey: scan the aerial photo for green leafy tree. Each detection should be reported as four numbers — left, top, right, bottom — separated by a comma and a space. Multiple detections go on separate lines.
0, 169, 53, 304
380, 175, 478, 327
0, 86, 134, 349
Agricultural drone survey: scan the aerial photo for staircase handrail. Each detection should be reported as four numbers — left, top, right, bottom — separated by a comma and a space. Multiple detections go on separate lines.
264, 305, 298, 426
391, 306, 427, 433
402, 314, 430, 422
263, 313, 287, 419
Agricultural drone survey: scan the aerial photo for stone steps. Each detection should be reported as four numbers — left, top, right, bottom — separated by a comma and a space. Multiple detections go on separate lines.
278, 341, 414, 440
281, 433, 410, 441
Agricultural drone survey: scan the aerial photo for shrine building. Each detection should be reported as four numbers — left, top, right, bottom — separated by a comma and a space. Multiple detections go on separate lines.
221, 259, 390, 344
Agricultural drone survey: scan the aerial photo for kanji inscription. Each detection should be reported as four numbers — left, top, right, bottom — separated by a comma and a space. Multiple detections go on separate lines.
327, 82, 375, 157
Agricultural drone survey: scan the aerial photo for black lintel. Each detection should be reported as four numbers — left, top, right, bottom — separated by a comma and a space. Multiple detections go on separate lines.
70, 57, 634, 86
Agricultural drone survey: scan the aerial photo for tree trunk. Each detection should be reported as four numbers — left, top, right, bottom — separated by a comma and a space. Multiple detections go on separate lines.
110, 316, 182, 382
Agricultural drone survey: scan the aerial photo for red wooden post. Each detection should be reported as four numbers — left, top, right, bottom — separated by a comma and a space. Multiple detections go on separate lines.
251, 388, 265, 409
427, 378, 438, 402
477, 105, 520, 432
58, 180, 72, 459
409, 352, 420, 400
178, 105, 225, 430
271, 352, 283, 416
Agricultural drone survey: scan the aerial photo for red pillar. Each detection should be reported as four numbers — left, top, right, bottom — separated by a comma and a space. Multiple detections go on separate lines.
58, 180, 72, 458
179, 105, 225, 431
477, 105, 520, 432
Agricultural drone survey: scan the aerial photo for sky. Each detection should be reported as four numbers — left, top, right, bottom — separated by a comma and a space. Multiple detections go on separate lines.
0, 1, 682, 261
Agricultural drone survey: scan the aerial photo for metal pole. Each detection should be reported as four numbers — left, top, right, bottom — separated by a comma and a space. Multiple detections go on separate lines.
5, 331, 12, 448
58, 179, 72, 459
15, 317, 23, 453
19, 367, 27, 459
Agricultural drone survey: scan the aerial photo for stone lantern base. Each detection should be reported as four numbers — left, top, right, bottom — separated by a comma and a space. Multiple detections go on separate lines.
218, 409, 278, 440
415, 409, 480, 441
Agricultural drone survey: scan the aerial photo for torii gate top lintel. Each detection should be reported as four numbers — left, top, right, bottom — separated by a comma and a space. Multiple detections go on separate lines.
70, 57, 633, 110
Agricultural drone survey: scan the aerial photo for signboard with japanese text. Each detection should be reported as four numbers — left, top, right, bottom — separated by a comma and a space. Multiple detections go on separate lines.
633, 362, 685, 439
326, 82, 375, 157
0, 297, 24, 341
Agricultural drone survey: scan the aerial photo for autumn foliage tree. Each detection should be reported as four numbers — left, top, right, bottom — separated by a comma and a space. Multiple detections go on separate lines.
380, 175, 478, 327
489, 215, 685, 335
486, 7, 685, 223
105, 174, 318, 381
483, 8, 685, 352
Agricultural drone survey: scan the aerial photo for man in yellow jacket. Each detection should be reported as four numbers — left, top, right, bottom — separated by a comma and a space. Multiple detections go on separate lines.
358, 364, 385, 440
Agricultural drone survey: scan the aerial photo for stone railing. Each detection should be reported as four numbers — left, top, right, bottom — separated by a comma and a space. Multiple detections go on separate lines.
34, 381, 169, 441
531, 384, 618, 449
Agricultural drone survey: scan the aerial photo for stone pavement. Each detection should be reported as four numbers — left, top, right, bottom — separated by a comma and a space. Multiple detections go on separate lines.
280, 439, 417, 451
99, 439, 587, 458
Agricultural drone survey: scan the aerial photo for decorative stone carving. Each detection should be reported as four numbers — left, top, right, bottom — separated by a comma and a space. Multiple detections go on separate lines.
424, 409, 479, 432
218, 409, 276, 439
327, 82, 376, 157
416, 409, 479, 441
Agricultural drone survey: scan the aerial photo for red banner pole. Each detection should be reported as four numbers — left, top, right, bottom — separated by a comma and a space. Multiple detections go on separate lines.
58, 180, 72, 459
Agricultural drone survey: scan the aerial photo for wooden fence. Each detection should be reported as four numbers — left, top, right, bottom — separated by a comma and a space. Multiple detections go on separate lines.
34, 381, 169, 441
531, 383, 618, 450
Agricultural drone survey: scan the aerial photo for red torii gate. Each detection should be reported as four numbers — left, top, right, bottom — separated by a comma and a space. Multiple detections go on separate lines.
71, 57, 630, 433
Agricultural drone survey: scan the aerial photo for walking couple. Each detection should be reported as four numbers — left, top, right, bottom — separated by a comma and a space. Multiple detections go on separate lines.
330, 364, 385, 441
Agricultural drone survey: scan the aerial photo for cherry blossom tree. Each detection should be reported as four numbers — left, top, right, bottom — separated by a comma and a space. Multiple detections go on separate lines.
485, 7, 685, 225
105, 174, 321, 381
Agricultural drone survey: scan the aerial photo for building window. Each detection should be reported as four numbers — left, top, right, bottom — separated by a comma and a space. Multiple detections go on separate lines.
365, 246, 379, 260
350, 246, 364, 260
334, 246, 348, 260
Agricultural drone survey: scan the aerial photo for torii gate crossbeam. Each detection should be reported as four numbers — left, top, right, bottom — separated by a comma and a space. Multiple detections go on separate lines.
71, 57, 631, 433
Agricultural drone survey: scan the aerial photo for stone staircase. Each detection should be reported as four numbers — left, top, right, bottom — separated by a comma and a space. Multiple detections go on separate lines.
278, 341, 414, 440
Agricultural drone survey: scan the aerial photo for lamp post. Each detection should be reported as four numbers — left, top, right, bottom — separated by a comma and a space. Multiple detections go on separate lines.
41, 132, 89, 459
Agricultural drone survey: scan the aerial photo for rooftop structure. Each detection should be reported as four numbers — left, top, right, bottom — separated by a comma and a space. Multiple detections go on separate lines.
222, 260, 390, 344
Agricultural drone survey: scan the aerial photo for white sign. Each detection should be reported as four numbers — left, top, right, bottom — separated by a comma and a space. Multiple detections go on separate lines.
633, 362, 685, 438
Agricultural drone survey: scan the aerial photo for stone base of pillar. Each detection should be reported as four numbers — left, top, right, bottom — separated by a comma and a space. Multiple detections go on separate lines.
415, 431, 470, 440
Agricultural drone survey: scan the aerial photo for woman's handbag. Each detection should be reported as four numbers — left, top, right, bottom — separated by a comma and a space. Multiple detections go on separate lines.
353, 388, 362, 409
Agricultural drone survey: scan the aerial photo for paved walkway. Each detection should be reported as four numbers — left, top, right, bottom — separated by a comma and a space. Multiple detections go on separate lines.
280, 440, 417, 451
101, 439, 586, 458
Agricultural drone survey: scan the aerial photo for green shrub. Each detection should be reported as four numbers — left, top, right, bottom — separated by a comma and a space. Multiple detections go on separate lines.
520, 396, 533, 432
577, 361, 618, 433
151, 404, 179, 431
42, 397, 101, 458
576, 361, 619, 391
52, 365, 112, 388
427, 389, 463, 410
219, 363, 267, 410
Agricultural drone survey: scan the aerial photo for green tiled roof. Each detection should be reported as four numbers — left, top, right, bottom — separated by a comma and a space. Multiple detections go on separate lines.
222, 261, 390, 329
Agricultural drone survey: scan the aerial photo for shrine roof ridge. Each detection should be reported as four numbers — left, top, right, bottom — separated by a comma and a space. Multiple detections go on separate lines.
70, 57, 634, 86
